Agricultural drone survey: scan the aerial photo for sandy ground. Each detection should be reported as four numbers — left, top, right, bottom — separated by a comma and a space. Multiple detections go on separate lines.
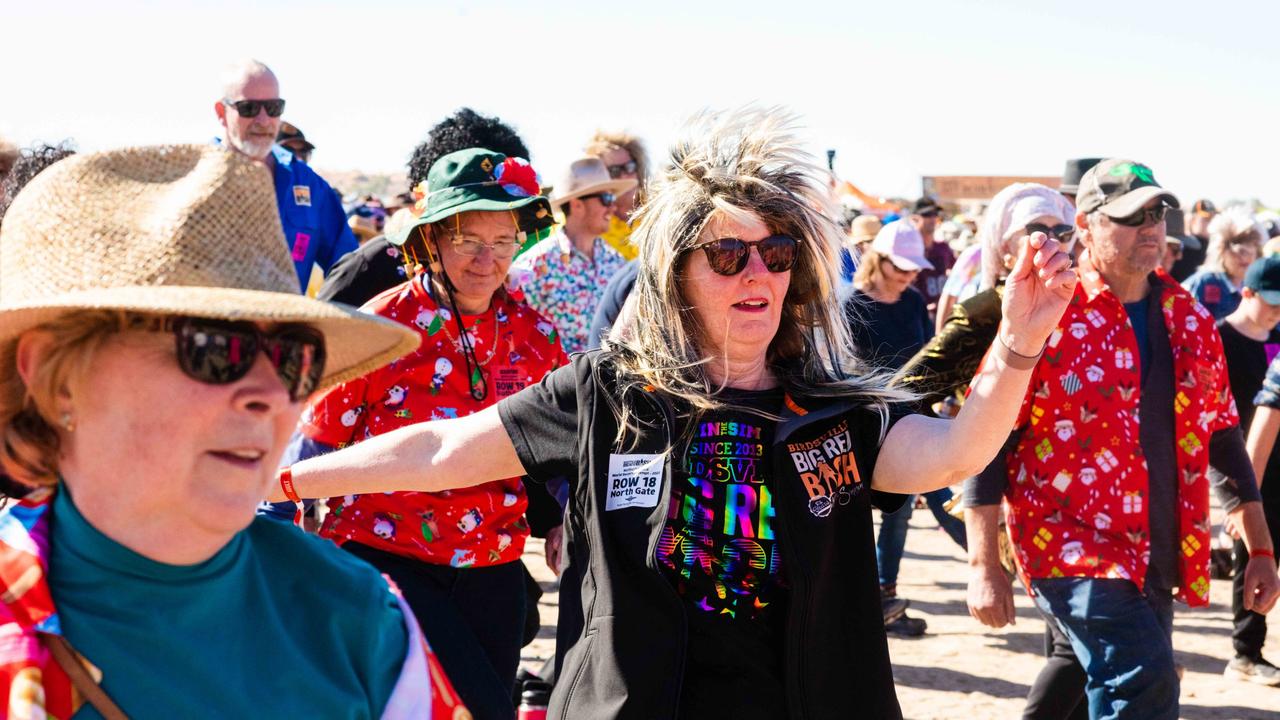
519, 511, 1280, 720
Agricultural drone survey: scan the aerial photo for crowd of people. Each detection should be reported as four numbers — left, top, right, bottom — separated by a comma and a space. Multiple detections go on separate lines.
0, 58, 1276, 720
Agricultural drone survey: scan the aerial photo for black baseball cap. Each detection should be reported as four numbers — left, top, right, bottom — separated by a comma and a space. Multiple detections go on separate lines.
1075, 158, 1179, 217
913, 197, 942, 215
1244, 256, 1280, 305
276, 122, 315, 152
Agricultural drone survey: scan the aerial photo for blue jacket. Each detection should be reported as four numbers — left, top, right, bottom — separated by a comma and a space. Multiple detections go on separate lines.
267, 144, 357, 290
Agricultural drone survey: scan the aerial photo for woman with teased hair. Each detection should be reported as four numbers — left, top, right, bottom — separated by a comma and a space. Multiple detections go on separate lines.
1183, 207, 1265, 319
274, 108, 1078, 719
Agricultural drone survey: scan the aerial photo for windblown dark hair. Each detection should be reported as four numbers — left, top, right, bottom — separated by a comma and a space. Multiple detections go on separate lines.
406, 109, 529, 187
0, 141, 77, 226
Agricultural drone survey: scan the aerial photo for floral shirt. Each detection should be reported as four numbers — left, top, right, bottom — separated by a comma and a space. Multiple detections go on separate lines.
307, 274, 568, 568
995, 256, 1237, 607
510, 229, 626, 354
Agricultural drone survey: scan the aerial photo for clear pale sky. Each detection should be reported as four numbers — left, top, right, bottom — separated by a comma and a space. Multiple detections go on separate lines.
5, 0, 1277, 205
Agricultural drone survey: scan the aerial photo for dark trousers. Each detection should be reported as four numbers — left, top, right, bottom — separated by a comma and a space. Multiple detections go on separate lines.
1024, 608, 1088, 720
346, 542, 526, 720
1231, 499, 1280, 659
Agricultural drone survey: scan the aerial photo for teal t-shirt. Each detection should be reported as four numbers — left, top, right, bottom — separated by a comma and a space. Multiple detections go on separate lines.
48, 489, 408, 718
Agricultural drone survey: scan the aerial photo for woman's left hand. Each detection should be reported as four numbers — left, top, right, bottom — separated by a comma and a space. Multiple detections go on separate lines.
999, 231, 1077, 355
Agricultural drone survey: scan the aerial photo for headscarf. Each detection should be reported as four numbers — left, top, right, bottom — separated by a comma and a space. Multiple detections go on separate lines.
980, 183, 1076, 290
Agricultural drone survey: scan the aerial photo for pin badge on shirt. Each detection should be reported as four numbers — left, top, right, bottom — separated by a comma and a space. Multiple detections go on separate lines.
293, 185, 312, 207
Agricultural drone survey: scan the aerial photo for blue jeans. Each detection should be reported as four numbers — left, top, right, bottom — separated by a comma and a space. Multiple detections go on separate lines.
1031, 578, 1177, 720
875, 487, 967, 587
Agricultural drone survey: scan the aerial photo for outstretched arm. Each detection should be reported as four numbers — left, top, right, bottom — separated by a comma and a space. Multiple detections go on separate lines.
267, 405, 523, 502
873, 232, 1075, 493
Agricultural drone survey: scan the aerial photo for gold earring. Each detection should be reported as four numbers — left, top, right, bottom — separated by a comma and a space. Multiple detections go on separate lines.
61, 413, 75, 432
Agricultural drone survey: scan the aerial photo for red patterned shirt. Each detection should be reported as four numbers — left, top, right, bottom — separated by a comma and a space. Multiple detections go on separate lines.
997, 255, 1237, 606
307, 274, 568, 568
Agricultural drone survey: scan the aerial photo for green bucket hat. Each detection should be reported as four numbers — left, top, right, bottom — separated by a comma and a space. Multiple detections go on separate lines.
389, 147, 554, 246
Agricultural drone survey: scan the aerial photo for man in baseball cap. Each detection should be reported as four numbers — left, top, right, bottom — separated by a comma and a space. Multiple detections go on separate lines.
1073, 158, 1179, 218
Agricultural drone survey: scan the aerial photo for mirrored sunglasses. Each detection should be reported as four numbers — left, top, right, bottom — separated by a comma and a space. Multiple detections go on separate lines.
692, 235, 798, 276
170, 317, 325, 402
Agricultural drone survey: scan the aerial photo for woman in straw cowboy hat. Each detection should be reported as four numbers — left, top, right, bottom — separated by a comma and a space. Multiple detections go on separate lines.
0, 144, 468, 719
271, 107, 1078, 719
271, 147, 565, 720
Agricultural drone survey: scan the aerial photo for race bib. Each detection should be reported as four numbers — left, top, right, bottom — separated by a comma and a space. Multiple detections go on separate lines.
605, 453, 664, 511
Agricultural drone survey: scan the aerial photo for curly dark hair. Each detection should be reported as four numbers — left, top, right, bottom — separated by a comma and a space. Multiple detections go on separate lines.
406, 108, 528, 188
0, 141, 77, 225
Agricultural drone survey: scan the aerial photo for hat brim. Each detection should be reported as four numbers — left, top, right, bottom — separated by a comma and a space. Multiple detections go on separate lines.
1256, 290, 1280, 306
0, 286, 420, 390
388, 195, 553, 246
1097, 187, 1180, 218
889, 253, 934, 272
550, 178, 638, 207
1174, 233, 1203, 251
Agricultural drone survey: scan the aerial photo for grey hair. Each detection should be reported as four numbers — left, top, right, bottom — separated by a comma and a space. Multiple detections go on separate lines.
1203, 206, 1264, 274
219, 59, 277, 99
604, 106, 911, 445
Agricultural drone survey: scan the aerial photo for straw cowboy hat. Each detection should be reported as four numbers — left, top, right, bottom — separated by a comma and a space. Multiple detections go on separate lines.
0, 144, 419, 388
549, 157, 637, 210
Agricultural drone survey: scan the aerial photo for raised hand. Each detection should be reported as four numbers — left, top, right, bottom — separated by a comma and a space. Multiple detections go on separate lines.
1000, 231, 1077, 356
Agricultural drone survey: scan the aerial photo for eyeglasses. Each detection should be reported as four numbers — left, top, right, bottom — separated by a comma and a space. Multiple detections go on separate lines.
449, 234, 520, 258
691, 235, 798, 276
916, 209, 940, 219
1024, 222, 1076, 245
170, 317, 325, 402
1110, 202, 1170, 228
223, 98, 287, 118
606, 160, 638, 178
581, 192, 616, 207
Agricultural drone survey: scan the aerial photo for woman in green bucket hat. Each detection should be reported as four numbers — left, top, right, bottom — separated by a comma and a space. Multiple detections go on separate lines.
275, 148, 565, 720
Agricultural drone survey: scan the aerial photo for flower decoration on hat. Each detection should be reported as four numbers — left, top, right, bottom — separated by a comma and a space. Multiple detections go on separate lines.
493, 157, 541, 199
411, 180, 430, 216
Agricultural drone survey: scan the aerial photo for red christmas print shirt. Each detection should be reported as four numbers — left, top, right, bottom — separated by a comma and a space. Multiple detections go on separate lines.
992, 257, 1236, 607
306, 274, 568, 568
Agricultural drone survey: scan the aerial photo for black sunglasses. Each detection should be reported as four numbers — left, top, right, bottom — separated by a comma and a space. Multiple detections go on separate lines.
1025, 222, 1076, 244
1110, 201, 1171, 228
223, 98, 287, 118
691, 235, 798, 276
171, 317, 325, 402
581, 192, 616, 207
606, 160, 638, 178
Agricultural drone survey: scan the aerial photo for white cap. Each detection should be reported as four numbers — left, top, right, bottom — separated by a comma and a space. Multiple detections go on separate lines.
870, 219, 934, 271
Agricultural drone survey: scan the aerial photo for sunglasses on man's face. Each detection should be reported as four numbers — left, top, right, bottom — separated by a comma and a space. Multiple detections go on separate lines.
1024, 222, 1076, 245
691, 235, 798, 276
1110, 201, 1170, 228
582, 192, 616, 207
223, 98, 287, 118
606, 160, 638, 179
170, 317, 325, 402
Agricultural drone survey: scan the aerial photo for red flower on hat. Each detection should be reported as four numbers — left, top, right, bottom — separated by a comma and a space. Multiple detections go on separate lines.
493, 157, 541, 198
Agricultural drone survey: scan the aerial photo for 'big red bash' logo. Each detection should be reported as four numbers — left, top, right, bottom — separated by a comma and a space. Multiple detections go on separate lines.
786, 419, 863, 518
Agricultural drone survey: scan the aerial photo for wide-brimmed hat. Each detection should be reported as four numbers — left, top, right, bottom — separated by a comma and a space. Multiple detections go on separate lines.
0, 144, 419, 388
850, 214, 883, 244
388, 147, 554, 246
870, 220, 934, 271
549, 157, 637, 209
1059, 158, 1102, 196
